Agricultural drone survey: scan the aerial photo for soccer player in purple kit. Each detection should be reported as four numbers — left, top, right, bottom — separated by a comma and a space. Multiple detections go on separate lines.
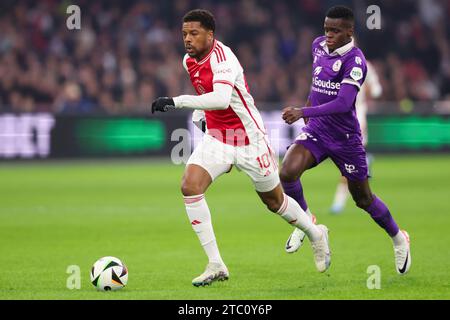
281, 6, 411, 274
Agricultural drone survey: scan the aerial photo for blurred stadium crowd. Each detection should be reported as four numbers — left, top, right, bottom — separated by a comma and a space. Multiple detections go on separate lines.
0, 0, 449, 114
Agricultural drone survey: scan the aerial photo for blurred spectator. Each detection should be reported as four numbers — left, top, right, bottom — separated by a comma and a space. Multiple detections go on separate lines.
0, 0, 448, 115
56, 81, 97, 114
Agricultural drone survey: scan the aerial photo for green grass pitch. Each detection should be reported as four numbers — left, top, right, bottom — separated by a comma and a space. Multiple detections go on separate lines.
0, 155, 449, 300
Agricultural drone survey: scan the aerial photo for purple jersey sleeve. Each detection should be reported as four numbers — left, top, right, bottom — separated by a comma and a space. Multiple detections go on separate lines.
341, 52, 367, 90
302, 84, 358, 117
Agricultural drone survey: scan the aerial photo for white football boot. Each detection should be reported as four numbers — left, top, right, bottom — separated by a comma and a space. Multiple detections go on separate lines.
310, 224, 331, 273
285, 214, 317, 253
192, 262, 229, 287
285, 228, 306, 253
394, 230, 411, 275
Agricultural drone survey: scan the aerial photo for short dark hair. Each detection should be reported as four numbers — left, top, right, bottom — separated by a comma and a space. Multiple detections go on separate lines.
326, 5, 354, 24
183, 9, 215, 32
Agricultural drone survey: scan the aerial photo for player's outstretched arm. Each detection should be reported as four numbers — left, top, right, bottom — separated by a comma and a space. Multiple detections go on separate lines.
282, 84, 358, 124
302, 84, 358, 117
151, 83, 233, 114
173, 82, 232, 110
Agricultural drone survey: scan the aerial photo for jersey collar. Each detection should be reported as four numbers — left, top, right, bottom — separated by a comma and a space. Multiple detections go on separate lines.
320, 37, 354, 56
196, 39, 217, 65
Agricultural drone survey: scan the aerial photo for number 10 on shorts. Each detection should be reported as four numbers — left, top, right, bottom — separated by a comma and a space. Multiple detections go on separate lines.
257, 152, 271, 169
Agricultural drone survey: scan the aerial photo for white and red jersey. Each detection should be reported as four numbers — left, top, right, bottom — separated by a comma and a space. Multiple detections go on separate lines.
355, 61, 382, 122
355, 61, 382, 145
182, 40, 266, 146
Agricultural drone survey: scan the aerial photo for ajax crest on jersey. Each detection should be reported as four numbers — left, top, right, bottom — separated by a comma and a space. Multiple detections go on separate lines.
90, 256, 128, 291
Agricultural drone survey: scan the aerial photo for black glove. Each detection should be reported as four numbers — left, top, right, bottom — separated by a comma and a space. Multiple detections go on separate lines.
151, 97, 175, 114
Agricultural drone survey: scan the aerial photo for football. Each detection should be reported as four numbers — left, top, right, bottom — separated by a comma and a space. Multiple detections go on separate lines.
90, 256, 128, 291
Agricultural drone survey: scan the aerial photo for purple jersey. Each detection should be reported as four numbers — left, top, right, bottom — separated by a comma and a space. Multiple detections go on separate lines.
306, 36, 367, 142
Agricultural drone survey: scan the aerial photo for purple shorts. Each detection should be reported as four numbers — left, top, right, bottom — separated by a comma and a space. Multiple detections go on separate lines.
294, 130, 369, 181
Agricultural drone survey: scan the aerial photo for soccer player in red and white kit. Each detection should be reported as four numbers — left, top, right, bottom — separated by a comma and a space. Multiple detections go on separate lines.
151, 9, 331, 286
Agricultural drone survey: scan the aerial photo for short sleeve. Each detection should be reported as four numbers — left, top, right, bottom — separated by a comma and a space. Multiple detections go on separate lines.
341, 53, 367, 90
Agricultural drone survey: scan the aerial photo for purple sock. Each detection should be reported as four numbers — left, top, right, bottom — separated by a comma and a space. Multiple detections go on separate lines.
365, 195, 399, 237
281, 180, 308, 211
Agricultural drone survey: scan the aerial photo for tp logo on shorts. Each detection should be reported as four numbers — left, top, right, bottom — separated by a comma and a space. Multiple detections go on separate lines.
345, 164, 358, 174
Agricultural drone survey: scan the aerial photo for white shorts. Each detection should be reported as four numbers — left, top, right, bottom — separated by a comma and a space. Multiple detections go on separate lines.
187, 134, 280, 192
